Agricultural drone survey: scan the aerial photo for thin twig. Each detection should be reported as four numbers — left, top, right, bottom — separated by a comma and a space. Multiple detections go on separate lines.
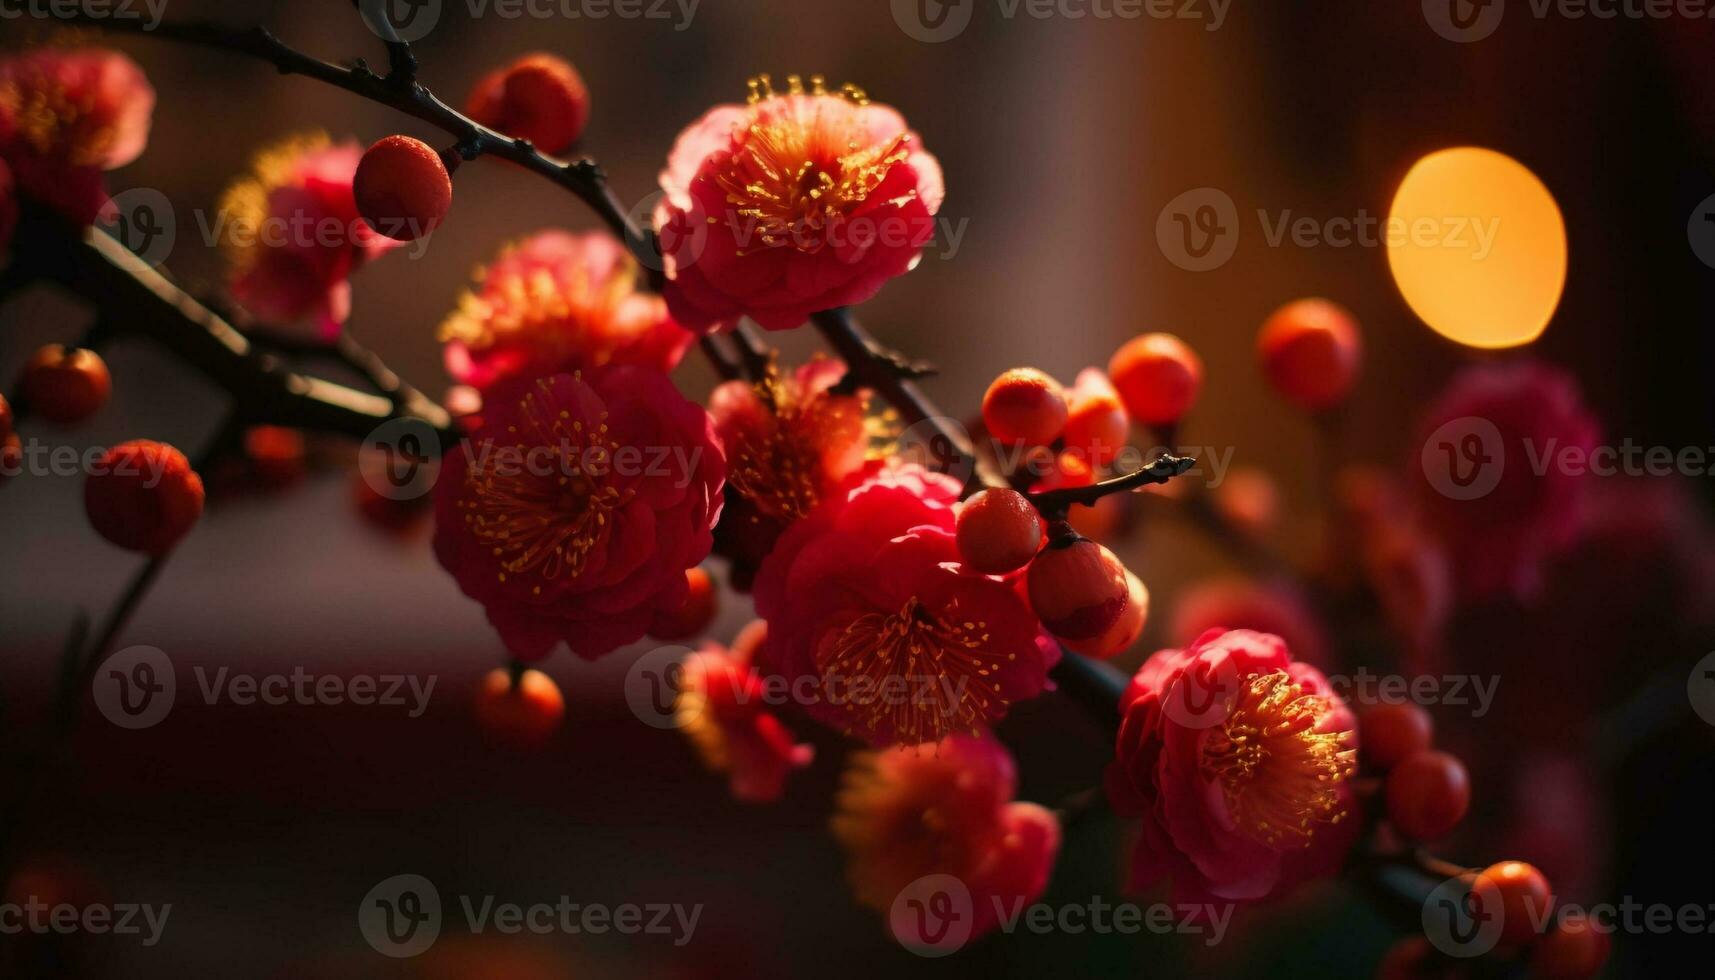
1029, 453, 1199, 519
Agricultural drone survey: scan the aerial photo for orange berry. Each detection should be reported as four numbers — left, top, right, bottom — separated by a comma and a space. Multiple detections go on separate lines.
1360, 703, 1434, 772
21, 345, 111, 426
651, 567, 719, 640
1108, 332, 1203, 428
1385, 749, 1470, 841
1476, 861, 1553, 948
353, 135, 453, 242
1026, 532, 1132, 645
84, 441, 205, 555
983, 368, 1068, 446
956, 488, 1042, 574
1530, 917, 1610, 979
466, 53, 589, 155
1064, 568, 1148, 658
1257, 298, 1362, 412
1062, 368, 1129, 467
475, 667, 565, 749
243, 426, 306, 488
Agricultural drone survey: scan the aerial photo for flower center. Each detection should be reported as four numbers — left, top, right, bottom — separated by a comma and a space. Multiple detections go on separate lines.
439, 249, 644, 361
458, 378, 632, 589
716, 75, 913, 256
726, 367, 863, 522
821, 595, 1004, 745
1200, 670, 1356, 849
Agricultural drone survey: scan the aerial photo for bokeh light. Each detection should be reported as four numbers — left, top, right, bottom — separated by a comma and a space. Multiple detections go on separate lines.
1386, 147, 1567, 350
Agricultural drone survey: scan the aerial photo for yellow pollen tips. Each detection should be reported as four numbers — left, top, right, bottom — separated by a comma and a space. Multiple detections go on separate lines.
820, 596, 1002, 746
1200, 671, 1356, 850
461, 385, 630, 585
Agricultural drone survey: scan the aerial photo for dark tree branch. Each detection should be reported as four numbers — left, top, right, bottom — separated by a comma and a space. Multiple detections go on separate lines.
7, 208, 457, 448
1030, 453, 1199, 519
812, 307, 1005, 493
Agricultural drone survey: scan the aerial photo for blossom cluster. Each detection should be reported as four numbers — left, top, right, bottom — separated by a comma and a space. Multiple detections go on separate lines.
2, 37, 1648, 977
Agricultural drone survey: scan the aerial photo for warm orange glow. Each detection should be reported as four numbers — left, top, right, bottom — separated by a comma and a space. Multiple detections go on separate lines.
1386, 147, 1567, 350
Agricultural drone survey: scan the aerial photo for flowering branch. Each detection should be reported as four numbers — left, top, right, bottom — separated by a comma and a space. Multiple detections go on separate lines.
9, 13, 1503, 953
8, 206, 457, 446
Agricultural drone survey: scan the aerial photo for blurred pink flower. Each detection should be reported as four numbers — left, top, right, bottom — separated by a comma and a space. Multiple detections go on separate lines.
1414, 361, 1600, 600
832, 734, 1060, 943
1107, 629, 1359, 907
0, 47, 154, 225
219, 133, 398, 339
677, 621, 814, 803
654, 75, 943, 332
441, 230, 692, 392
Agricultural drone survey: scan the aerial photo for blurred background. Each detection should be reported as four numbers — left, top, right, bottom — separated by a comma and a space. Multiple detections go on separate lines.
1, 0, 1712, 976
